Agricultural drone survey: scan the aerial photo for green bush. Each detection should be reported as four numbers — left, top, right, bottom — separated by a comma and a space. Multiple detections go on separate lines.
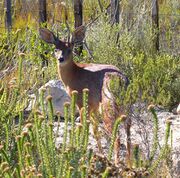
86, 17, 180, 108
0, 28, 58, 90
125, 53, 180, 108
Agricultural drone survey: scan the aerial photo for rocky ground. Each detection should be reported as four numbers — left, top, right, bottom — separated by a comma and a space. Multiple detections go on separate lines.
53, 110, 180, 177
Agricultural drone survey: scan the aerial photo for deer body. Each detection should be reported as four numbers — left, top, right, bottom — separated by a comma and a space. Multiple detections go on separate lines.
58, 61, 128, 113
40, 26, 130, 164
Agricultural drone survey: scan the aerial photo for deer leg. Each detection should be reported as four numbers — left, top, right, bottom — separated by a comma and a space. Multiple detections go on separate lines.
91, 113, 103, 153
103, 101, 121, 165
103, 114, 121, 166
80, 107, 103, 153
93, 122, 103, 153
114, 130, 120, 165
102, 75, 122, 165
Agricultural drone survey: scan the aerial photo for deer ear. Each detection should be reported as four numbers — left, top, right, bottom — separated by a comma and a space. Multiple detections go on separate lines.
71, 25, 86, 44
39, 28, 57, 44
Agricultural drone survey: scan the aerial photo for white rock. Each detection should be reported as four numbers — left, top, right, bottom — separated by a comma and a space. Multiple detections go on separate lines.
26, 80, 72, 117
177, 104, 180, 114
39, 80, 71, 117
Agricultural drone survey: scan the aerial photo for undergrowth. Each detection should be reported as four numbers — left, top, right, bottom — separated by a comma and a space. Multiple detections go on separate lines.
0, 78, 173, 177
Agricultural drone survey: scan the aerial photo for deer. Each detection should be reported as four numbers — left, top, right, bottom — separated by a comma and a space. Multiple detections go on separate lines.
39, 26, 131, 165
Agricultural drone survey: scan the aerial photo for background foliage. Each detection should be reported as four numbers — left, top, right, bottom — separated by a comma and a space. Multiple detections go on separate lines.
0, 0, 179, 108
0, 0, 179, 177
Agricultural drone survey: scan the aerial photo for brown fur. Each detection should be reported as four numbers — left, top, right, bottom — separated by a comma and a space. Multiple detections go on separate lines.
40, 27, 130, 165
58, 60, 128, 113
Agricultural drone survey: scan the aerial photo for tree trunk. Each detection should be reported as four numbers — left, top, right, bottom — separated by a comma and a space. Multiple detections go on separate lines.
152, 0, 159, 52
39, 0, 47, 27
74, 0, 83, 55
110, 0, 119, 24
5, 0, 12, 32
39, 0, 48, 70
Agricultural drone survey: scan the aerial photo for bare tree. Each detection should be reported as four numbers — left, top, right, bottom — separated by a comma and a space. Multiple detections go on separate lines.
110, 0, 119, 24
74, 0, 83, 55
39, 0, 47, 27
5, 0, 12, 32
39, 0, 48, 70
74, 0, 83, 28
152, 0, 159, 52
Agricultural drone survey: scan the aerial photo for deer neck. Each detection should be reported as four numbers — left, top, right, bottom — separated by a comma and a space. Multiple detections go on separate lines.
58, 59, 80, 87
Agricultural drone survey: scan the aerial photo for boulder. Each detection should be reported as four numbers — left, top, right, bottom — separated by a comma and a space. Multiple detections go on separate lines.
39, 80, 71, 116
27, 80, 72, 117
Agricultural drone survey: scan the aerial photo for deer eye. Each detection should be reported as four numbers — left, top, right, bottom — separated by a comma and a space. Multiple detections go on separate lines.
54, 49, 58, 53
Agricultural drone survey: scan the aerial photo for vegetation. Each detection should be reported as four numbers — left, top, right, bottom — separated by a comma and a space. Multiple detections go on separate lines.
0, 85, 172, 177
87, 16, 180, 109
0, 0, 179, 177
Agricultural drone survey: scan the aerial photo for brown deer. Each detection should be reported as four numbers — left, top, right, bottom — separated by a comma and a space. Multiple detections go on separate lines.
39, 26, 130, 164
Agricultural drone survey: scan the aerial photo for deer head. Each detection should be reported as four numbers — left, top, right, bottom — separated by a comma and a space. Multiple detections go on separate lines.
39, 26, 86, 66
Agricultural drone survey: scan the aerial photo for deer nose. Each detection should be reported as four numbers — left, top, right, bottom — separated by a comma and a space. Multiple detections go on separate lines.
59, 57, 64, 63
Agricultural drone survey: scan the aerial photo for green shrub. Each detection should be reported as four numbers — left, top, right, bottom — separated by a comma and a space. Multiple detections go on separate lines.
125, 54, 180, 108
0, 28, 58, 91
86, 17, 180, 108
